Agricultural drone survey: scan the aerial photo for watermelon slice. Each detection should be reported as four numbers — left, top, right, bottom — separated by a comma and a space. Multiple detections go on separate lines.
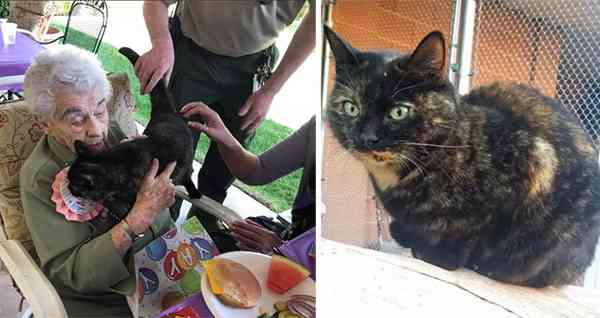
164, 306, 201, 318
267, 255, 310, 294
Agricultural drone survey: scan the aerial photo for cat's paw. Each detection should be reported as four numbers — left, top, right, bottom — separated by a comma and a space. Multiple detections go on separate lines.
412, 246, 462, 271
411, 248, 424, 259
389, 221, 418, 248
182, 178, 203, 199
187, 188, 203, 199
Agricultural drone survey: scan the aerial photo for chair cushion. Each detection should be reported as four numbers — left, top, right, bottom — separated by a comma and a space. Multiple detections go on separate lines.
0, 72, 138, 257
106, 72, 138, 137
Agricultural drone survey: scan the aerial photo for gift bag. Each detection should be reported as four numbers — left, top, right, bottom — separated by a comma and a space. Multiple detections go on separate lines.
129, 216, 220, 318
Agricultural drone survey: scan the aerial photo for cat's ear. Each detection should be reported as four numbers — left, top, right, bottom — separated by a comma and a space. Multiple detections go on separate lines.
405, 31, 446, 78
74, 140, 91, 157
324, 25, 359, 66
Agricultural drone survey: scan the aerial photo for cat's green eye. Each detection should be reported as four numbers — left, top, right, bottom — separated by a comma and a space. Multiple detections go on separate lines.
343, 101, 360, 117
389, 106, 411, 121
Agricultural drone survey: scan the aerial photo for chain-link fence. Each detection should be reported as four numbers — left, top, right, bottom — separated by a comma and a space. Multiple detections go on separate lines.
330, 0, 454, 52
471, 0, 600, 145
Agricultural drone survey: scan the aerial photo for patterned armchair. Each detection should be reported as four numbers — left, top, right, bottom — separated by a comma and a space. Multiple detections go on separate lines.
0, 72, 138, 318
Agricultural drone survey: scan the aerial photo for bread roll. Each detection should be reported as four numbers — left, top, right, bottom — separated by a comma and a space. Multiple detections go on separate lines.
208, 259, 261, 309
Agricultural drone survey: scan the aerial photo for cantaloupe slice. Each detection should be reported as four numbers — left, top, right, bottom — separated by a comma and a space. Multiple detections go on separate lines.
267, 255, 310, 294
202, 259, 224, 295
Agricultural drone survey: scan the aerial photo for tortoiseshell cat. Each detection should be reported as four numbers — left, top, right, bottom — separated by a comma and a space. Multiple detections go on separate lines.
325, 26, 600, 287
67, 47, 201, 221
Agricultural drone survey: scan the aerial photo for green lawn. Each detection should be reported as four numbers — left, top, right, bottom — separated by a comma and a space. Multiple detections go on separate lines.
52, 24, 301, 212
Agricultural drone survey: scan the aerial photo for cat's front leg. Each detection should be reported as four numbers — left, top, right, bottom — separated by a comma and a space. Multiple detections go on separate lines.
389, 220, 423, 249
182, 177, 202, 199
104, 196, 133, 221
412, 237, 476, 271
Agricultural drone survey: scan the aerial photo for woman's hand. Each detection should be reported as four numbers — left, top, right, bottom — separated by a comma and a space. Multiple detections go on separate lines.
231, 220, 284, 254
126, 158, 176, 234
181, 102, 258, 181
180, 102, 237, 148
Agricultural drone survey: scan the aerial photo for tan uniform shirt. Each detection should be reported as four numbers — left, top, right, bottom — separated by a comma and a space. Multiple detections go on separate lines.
165, 0, 306, 57
19, 122, 173, 317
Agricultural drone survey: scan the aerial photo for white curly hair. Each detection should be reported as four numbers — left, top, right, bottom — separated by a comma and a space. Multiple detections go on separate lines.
23, 44, 111, 121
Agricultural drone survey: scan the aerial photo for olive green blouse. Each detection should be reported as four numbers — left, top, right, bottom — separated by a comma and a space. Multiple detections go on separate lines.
19, 123, 173, 317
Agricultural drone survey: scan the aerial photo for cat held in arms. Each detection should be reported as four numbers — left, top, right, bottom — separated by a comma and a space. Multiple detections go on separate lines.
324, 25, 600, 287
67, 47, 202, 222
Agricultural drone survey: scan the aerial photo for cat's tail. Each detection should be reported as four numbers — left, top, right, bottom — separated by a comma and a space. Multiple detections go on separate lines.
118, 47, 139, 66
118, 47, 176, 116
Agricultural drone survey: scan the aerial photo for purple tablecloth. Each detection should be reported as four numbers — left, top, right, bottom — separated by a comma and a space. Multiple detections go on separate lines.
0, 32, 44, 91
154, 293, 213, 318
279, 227, 316, 280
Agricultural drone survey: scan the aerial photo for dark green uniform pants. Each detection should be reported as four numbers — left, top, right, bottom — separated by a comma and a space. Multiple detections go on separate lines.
168, 18, 276, 248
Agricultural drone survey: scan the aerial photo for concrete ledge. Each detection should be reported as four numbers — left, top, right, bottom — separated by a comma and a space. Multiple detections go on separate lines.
318, 238, 600, 317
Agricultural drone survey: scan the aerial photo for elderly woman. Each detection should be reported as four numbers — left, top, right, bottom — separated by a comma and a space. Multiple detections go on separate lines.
19, 45, 175, 317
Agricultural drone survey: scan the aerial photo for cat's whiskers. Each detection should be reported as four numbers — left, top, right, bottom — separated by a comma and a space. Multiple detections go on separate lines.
409, 144, 468, 186
413, 135, 472, 185
397, 153, 427, 178
436, 123, 462, 133
401, 141, 470, 149
397, 159, 410, 177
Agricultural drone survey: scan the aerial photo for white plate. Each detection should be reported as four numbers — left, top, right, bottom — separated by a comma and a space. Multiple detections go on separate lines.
201, 251, 315, 318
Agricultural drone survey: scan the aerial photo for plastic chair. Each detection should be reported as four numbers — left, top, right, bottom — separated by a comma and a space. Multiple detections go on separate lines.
0, 239, 66, 318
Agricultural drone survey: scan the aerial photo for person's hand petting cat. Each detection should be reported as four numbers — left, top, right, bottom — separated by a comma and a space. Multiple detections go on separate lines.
111, 158, 176, 257
231, 219, 283, 254
112, 159, 177, 255
180, 102, 238, 148
135, 36, 174, 94
111, 158, 176, 256
180, 102, 259, 180
126, 158, 176, 234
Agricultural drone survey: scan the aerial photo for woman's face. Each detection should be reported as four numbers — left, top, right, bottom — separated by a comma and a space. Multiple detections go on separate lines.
47, 85, 109, 153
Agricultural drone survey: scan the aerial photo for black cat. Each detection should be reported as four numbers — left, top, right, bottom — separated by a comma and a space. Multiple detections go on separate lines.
325, 25, 600, 287
67, 47, 201, 221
